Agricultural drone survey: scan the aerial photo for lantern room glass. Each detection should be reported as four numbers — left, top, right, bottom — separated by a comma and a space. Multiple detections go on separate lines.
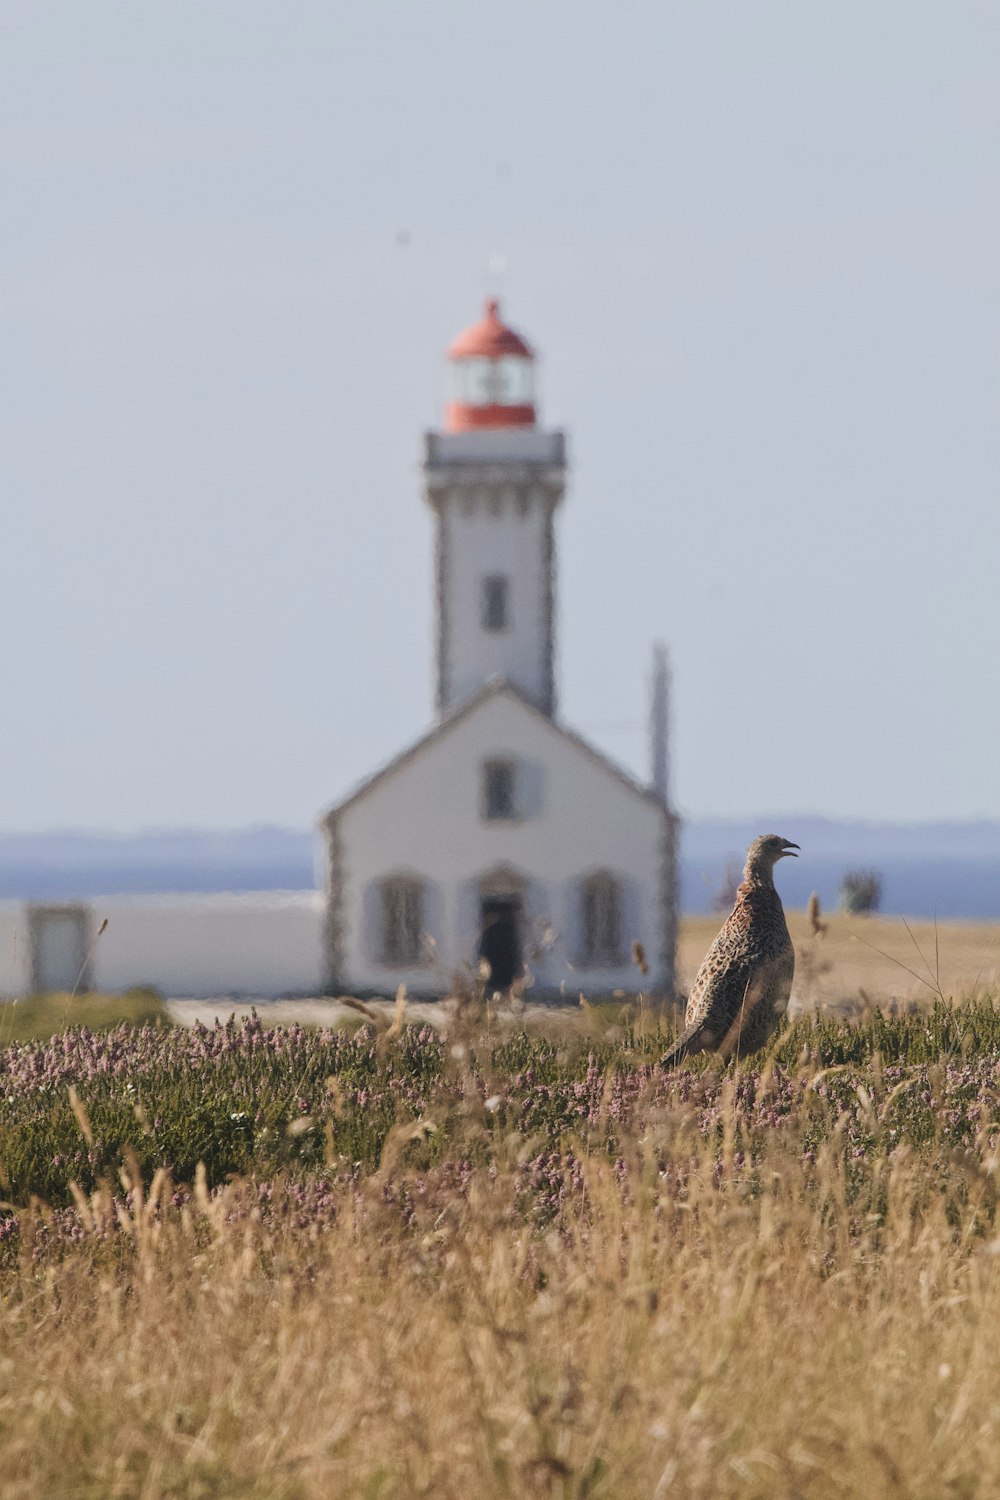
451, 356, 534, 407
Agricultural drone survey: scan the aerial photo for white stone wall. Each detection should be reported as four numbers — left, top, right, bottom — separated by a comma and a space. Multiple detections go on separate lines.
442, 494, 550, 711
0, 903, 32, 1000
424, 427, 565, 717
0, 893, 324, 1000
93, 892, 324, 997
332, 689, 669, 999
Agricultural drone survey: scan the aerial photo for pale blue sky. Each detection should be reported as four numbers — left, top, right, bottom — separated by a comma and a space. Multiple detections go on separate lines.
2, 2, 998, 830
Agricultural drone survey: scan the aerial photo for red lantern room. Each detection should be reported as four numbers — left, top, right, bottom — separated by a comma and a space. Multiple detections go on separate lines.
444, 299, 537, 432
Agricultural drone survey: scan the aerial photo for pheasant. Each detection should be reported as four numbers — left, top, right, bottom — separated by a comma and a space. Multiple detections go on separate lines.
661, 834, 798, 1068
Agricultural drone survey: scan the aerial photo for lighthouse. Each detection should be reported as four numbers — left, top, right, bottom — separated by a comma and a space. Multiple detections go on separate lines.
6, 298, 678, 1007
321, 300, 677, 1002
424, 299, 566, 716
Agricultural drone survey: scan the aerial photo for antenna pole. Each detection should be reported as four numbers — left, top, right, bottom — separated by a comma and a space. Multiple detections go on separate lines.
649, 641, 670, 803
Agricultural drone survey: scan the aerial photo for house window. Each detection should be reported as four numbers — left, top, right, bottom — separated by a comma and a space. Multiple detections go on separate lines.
581, 872, 624, 966
380, 876, 424, 965
482, 574, 509, 632
483, 759, 517, 821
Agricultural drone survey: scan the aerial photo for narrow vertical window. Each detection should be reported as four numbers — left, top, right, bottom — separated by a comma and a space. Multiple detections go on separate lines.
581, 873, 624, 965
482, 759, 517, 821
482, 575, 509, 632
380, 876, 424, 965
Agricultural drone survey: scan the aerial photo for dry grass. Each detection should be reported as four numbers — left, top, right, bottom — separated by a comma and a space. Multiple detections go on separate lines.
680, 911, 1000, 1015
5, 927, 1000, 1496
3, 1068, 1000, 1498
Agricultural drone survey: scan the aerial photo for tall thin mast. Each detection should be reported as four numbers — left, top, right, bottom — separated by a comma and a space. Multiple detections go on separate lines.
649, 641, 670, 803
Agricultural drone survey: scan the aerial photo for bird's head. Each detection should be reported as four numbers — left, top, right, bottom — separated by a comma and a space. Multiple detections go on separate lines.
744, 834, 799, 882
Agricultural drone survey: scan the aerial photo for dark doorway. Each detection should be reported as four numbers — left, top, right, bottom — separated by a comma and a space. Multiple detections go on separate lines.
478, 897, 523, 990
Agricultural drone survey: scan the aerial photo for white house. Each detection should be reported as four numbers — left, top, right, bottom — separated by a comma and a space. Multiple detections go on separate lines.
321, 300, 678, 1000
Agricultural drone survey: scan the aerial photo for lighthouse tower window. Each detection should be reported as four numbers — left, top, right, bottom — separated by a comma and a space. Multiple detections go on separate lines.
482, 575, 510, 632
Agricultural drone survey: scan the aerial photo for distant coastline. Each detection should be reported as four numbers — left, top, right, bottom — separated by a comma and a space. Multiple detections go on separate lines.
1, 819, 997, 921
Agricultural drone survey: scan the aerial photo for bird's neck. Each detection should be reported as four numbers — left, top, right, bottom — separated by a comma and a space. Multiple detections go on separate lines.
738, 865, 776, 897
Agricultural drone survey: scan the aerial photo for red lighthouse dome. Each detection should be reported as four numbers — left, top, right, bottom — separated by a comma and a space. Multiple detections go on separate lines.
444, 299, 537, 433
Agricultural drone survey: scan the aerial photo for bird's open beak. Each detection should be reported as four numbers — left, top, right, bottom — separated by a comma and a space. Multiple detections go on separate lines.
781, 842, 800, 858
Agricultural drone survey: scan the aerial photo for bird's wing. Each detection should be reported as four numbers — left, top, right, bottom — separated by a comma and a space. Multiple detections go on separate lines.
660, 950, 757, 1070
691, 954, 760, 1041
712, 950, 793, 1058
664, 955, 788, 1070
684, 911, 754, 1031
774, 941, 795, 997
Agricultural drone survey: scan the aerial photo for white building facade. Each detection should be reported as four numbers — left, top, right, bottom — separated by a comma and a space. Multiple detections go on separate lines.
322, 300, 678, 1000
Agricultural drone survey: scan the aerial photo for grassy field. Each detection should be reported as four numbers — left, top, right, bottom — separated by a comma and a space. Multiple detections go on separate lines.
3, 913, 997, 1046
3, 993, 1000, 1497
682, 909, 1000, 1014
0, 986, 168, 1045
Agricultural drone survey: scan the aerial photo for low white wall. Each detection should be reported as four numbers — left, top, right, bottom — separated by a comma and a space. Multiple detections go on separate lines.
0, 903, 33, 1000
91, 892, 325, 997
0, 892, 325, 1000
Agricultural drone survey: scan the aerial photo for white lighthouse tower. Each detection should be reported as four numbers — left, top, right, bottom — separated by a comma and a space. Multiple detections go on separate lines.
321, 300, 678, 1001
424, 299, 566, 716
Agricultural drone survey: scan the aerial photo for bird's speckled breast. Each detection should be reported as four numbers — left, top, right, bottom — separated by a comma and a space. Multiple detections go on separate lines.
734, 881, 792, 953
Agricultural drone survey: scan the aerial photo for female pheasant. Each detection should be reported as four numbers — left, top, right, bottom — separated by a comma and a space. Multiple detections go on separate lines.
661, 834, 798, 1068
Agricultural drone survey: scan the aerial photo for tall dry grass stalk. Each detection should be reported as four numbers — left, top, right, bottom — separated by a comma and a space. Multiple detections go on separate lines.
3, 1077, 1000, 1498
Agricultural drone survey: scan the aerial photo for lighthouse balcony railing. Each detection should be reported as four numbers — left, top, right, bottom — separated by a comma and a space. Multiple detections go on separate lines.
423, 429, 565, 469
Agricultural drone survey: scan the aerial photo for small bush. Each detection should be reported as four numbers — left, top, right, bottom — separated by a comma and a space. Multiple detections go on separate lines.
841, 867, 883, 914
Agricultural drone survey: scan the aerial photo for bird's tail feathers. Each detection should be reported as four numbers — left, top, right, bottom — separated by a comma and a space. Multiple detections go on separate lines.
660, 1023, 706, 1071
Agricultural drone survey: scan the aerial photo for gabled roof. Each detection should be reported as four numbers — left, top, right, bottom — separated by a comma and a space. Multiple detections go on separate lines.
319, 678, 667, 828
